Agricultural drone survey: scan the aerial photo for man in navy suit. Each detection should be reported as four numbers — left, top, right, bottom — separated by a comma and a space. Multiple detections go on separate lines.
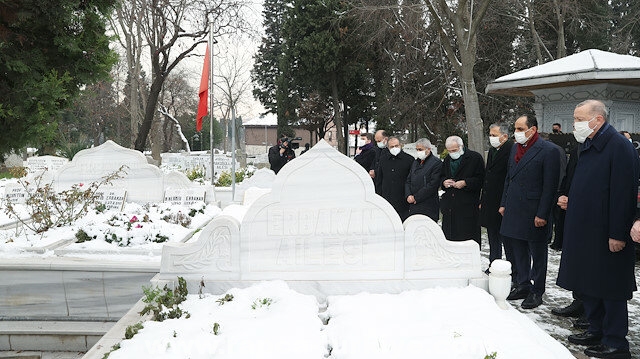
499, 114, 560, 309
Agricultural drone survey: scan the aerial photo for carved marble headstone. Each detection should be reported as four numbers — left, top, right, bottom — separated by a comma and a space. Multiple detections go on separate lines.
159, 140, 486, 296
235, 168, 276, 204
55, 141, 164, 204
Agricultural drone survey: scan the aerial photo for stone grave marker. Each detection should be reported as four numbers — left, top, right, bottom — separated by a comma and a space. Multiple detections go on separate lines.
3, 183, 28, 204
55, 140, 164, 204
163, 188, 207, 206
94, 188, 127, 211
26, 155, 69, 172
158, 140, 486, 298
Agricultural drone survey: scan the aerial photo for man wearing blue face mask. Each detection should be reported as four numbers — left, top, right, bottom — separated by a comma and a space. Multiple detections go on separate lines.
499, 113, 560, 310
558, 100, 639, 359
440, 135, 485, 245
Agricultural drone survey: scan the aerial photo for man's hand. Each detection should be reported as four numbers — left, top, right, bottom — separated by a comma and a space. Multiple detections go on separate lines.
609, 238, 626, 252
557, 195, 568, 210
369, 170, 375, 179
534, 216, 547, 227
498, 207, 505, 216
453, 180, 466, 189
443, 179, 455, 188
407, 195, 415, 204
279, 147, 286, 155
631, 220, 640, 243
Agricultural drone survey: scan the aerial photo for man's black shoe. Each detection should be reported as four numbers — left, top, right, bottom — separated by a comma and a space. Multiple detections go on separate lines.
584, 344, 631, 359
551, 299, 584, 317
507, 287, 529, 300
521, 293, 543, 309
573, 315, 589, 330
568, 331, 602, 346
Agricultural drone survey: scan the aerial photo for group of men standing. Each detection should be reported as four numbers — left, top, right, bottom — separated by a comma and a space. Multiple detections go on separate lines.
355, 99, 639, 359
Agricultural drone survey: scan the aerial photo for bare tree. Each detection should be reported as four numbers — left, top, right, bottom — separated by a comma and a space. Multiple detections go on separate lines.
110, 0, 145, 148
110, 0, 250, 156
213, 41, 254, 152
424, 0, 492, 152
297, 91, 335, 143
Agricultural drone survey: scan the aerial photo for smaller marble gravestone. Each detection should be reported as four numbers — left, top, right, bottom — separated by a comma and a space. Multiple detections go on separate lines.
26, 155, 69, 172
94, 188, 127, 211
3, 183, 28, 204
163, 188, 207, 206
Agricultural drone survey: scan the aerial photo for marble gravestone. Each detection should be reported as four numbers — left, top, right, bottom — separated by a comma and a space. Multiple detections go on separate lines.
157, 140, 486, 298
54, 140, 165, 204
26, 155, 69, 172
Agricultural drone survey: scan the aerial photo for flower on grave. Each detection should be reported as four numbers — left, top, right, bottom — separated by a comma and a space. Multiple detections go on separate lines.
130, 215, 139, 223
79, 183, 84, 187
135, 224, 142, 228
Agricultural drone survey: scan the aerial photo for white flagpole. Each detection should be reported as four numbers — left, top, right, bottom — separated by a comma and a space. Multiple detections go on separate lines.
209, 26, 215, 186
231, 105, 236, 201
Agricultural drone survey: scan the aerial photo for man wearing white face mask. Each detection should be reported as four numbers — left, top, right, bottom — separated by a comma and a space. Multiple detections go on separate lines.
440, 135, 485, 245
354, 133, 376, 172
557, 100, 639, 359
480, 123, 513, 272
371, 130, 390, 193
405, 138, 442, 222
499, 113, 560, 310
376, 136, 414, 220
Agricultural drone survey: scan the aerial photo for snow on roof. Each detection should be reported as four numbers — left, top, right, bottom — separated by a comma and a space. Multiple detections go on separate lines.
486, 49, 640, 96
243, 113, 277, 126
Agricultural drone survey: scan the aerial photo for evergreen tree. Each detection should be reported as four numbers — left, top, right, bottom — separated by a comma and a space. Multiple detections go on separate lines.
0, 0, 117, 157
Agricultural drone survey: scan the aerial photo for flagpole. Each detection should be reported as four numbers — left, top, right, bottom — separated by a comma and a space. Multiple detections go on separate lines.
231, 105, 236, 201
209, 25, 215, 186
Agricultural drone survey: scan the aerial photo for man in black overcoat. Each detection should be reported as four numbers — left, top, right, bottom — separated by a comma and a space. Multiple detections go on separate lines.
558, 100, 639, 359
354, 133, 376, 173
479, 123, 513, 269
371, 130, 389, 193
440, 135, 485, 245
268, 137, 296, 174
376, 136, 414, 221
405, 138, 442, 222
499, 114, 560, 310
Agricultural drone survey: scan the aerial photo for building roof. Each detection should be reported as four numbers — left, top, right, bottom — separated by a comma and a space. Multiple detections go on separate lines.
243, 113, 277, 126
486, 49, 640, 97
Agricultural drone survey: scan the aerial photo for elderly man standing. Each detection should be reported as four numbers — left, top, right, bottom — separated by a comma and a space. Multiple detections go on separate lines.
405, 138, 442, 222
376, 136, 414, 221
558, 100, 639, 359
440, 136, 485, 244
480, 123, 513, 270
499, 113, 560, 309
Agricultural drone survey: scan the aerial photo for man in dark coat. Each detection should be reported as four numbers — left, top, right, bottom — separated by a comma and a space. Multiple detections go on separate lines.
354, 133, 376, 172
499, 114, 560, 310
557, 100, 639, 359
479, 123, 513, 269
440, 136, 485, 245
376, 136, 414, 221
405, 138, 442, 222
371, 130, 389, 193
268, 137, 295, 174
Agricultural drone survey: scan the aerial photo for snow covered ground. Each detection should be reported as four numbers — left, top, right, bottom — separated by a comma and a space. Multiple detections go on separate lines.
105, 281, 573, 359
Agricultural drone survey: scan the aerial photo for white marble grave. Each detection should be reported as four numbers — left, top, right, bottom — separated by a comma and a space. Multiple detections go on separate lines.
234, 167, 275, 203
54, 141, 164, 204
157, 140, 487, 299
160, 151, 240, 179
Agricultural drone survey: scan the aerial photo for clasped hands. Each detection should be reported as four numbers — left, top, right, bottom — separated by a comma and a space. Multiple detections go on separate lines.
443, 179, 466, 190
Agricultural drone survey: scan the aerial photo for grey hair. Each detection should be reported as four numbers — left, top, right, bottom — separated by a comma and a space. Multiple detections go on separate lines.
445, 136, 464, 148
415, 138, 432, 149
489, 123, 510, 136
576, 100, 609, 121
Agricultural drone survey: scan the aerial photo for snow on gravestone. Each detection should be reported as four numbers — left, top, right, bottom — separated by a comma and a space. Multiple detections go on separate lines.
160, 140, 483, 293
54, 140, 164, 204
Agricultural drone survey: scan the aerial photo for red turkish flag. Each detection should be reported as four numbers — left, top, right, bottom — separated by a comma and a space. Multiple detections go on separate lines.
196, 45, 210, 132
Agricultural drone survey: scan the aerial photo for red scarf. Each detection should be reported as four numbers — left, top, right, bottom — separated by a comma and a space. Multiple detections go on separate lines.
514, 131, 539, 163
